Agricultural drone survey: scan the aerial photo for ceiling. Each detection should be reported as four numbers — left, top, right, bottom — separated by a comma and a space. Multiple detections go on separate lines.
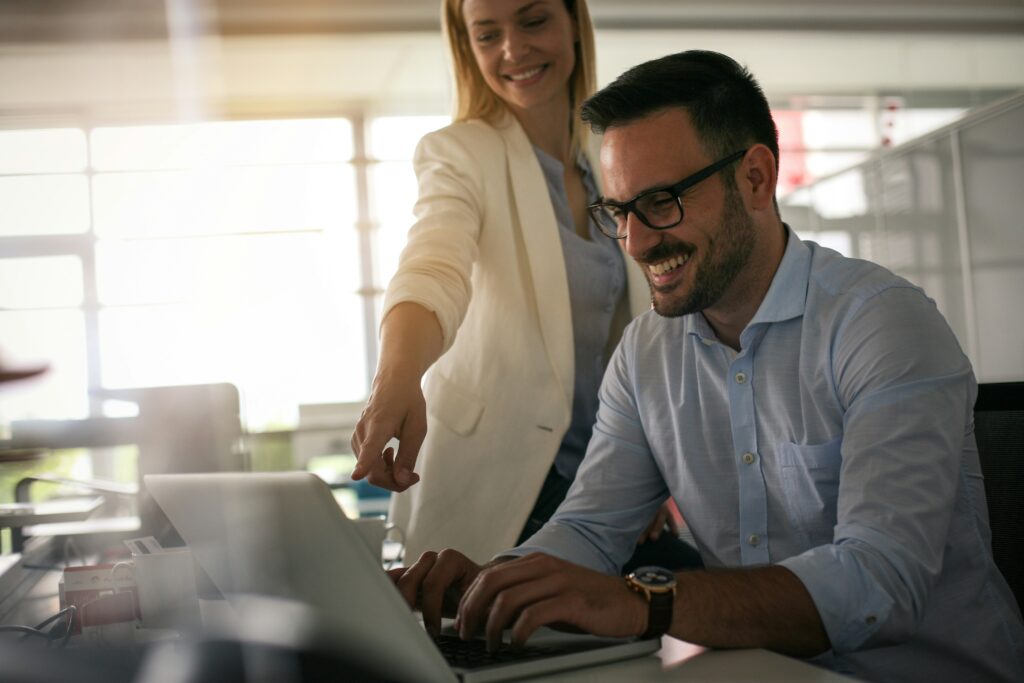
2, 0, 1024, 43
1, 0, 1021, 120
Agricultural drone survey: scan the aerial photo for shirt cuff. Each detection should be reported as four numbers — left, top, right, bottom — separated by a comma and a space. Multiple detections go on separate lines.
493, 524, 621, 575
779, 539, 895, 653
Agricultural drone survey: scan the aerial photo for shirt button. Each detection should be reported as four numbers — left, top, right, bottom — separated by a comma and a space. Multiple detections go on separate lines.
735, 371, 747, 384
747, 534, 760, 547
742, 452, 756, 465
866, 615, 877, 625
701, 338, 714, 346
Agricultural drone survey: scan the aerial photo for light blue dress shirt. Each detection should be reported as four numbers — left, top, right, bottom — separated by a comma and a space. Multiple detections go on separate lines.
507, 229, 1024, 682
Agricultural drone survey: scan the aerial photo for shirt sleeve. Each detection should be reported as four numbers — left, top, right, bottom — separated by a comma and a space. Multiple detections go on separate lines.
500, 321, 670, 574
779, 285, 976, 653
381, 126, 486, 354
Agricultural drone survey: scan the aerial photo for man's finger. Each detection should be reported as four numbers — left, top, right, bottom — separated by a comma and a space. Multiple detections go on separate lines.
458, 555, 548, 640
483, 578, 560, 651
648, 514, 666, 541
420, 550, 466, 637
395, 551, 437, 611
509, 597, 568, 650
665, 512, 680, 536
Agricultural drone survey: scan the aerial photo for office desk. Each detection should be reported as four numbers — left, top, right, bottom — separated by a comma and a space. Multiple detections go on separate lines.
205, 596, 858, 682
533, 641, 857, 682
2, 564, 857, 683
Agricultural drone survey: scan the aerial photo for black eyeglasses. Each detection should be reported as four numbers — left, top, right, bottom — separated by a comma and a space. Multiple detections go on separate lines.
588, 149, 748, 240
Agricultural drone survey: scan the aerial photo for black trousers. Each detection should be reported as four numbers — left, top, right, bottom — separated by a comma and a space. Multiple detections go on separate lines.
516, 466, 704, 575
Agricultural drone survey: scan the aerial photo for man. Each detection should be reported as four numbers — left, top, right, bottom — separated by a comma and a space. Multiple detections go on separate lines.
390, 51, 1024, 682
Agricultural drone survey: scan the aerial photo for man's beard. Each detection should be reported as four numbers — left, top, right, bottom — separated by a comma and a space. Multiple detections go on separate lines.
648, 186, 756, 318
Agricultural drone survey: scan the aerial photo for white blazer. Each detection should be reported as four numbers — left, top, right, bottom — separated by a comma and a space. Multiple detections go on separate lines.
385, 112, 649, 564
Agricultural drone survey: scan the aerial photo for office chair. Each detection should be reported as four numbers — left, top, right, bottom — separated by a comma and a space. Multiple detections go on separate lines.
973, 381, 1024, 611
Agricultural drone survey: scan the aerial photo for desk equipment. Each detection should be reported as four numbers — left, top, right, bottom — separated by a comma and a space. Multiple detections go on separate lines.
974, 381, 1024, 610
3, 383, 244, 551
146, 471, 660, 683
0, 496, 104, 529
8, 477, 138, 553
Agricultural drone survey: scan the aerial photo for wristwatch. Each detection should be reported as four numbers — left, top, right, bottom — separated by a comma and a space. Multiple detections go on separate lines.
625, 566, 677, 639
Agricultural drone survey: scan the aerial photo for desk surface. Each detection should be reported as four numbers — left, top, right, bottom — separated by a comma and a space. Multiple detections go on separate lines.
533, 641, 856, 682
3, 564, 856, 683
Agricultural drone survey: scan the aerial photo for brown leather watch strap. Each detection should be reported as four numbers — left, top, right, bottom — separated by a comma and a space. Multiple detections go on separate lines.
641, 588, 674, 638
626, 566, 677, 639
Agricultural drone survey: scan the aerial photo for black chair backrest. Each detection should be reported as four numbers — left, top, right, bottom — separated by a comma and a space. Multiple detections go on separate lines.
974, 382, 1024, 611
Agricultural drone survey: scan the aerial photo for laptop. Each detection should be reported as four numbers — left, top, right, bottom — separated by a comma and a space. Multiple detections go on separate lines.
145, 471, 660, 683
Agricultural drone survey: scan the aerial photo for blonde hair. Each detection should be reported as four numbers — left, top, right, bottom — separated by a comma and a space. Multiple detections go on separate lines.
442, 0, 597, 154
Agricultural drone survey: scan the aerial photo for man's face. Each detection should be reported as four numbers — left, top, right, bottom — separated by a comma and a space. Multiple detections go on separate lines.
599, 108, 756, 318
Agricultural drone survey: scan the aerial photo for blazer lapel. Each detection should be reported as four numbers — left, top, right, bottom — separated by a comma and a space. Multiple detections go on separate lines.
497, 114, 574, 419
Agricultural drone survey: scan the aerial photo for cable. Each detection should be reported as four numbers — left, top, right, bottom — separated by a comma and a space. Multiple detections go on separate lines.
7, 563, 136, 650
0, 605, 76, 648
0, 625, 48, 638
36, 606, 76, 651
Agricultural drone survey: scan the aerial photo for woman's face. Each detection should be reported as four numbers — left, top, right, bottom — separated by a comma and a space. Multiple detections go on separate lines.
461, 0, 577, 117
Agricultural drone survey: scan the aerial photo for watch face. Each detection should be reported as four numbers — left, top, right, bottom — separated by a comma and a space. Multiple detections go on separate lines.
631, 566, 676, 589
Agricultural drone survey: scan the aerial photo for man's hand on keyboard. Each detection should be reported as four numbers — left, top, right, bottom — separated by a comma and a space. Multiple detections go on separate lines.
388, 549, 483, 638
454, 552, 648, 652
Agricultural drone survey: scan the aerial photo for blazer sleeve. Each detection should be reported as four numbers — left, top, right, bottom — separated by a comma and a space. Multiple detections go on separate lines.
382, 124, 491, 354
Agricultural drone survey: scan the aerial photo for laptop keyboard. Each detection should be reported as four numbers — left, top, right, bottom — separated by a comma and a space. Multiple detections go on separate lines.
432, 633, 607, 669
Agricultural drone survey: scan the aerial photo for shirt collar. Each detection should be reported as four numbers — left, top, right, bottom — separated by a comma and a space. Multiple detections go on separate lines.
747, 224, 810, 327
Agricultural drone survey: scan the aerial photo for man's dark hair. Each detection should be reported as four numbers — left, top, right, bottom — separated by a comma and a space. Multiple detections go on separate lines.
580, 51, 779, 172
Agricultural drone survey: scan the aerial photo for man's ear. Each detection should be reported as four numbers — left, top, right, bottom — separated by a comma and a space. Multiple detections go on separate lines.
740, 144, 778, 212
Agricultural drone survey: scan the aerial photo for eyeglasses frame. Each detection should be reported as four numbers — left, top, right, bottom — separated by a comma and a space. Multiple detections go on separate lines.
588, 148, 749, 240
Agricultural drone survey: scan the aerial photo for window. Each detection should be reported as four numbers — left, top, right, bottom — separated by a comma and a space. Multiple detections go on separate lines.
368, 116, 450, 300
0, 114, 449, 433
774, 100, 967, 198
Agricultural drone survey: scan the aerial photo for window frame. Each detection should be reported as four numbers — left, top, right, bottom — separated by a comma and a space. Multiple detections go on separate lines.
0, 107, 414, 427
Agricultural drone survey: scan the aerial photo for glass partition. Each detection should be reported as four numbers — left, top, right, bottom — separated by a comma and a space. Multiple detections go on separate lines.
781, 93, 1024, 382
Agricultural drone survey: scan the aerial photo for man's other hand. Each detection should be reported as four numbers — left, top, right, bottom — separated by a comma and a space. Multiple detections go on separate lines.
388, 549, 482, 637
638, 500, 681, 544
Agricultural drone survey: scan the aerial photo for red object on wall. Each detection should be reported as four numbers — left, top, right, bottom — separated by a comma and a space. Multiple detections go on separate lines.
773, 110, 808, 196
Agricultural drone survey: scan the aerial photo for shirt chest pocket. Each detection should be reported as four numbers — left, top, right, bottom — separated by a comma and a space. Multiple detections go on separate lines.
777, 436, 843, 547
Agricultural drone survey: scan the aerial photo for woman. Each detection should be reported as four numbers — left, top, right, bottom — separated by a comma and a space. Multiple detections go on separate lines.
351, 0, 699, 570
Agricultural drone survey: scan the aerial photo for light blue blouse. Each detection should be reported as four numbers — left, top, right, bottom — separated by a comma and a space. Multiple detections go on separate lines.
533, 147, 625, 482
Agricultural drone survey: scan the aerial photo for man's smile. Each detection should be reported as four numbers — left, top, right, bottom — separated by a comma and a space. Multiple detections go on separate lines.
648, 253, 690, 277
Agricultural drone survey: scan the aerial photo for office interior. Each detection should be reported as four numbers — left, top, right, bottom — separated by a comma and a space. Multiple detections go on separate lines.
0, 0, 1022, 678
